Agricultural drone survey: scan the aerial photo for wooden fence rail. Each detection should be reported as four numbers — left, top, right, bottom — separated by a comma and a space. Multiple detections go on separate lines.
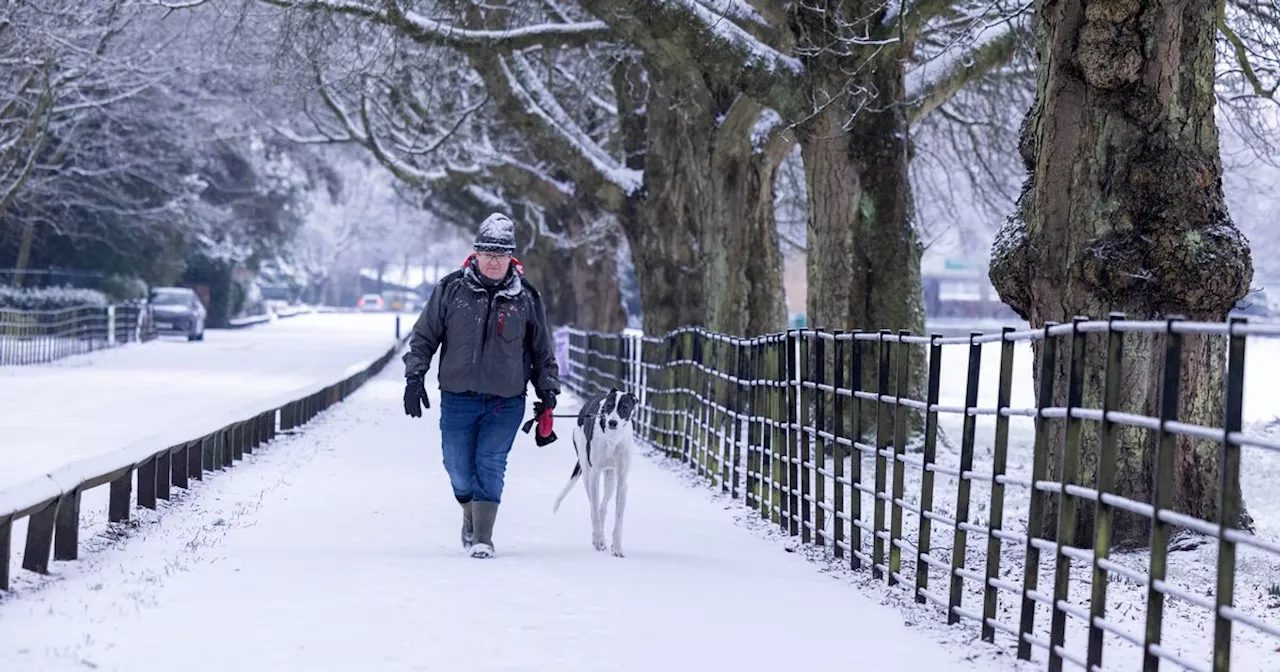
0, 336, 406, 591
556, 317, 1280, 672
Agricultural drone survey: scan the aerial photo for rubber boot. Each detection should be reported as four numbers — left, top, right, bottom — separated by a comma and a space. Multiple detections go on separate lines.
460, 500, 475, 550
469, 501, 499, 559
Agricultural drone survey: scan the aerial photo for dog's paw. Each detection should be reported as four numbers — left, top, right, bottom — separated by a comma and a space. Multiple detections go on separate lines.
593, 537, 607, 552
611, 546, 624, 558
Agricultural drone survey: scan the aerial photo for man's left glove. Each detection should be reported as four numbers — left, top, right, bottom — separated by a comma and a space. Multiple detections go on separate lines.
404, 375, 430, 418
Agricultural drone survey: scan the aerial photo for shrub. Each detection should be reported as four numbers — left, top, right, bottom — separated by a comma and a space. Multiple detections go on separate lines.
0, 285, 109, 310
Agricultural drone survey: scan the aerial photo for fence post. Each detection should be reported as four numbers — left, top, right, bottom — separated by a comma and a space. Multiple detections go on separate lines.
872, 329, 891, 579
947, 332, 983, 621
732, 338, 749, 502
850, 331, 865, 570
109, 468, 133, 522
21, 500, 57, 574
0, 516, 10, 590
888, 329, 911, 586
1084, 314, 1125, 665
983, 326, 1017, 641
785, 329, 799, 537
832, 331, 845, 559
138, 456, 158, 509
1142, 316, 1185, 672
916, 335, 943, 602
799, 330, 812, 545
107, 305, 117, 347
814, 329, 827, 548
769, 335, 785, 526
1212, 316, 1246, 672
1018, 322, 1060, 661
53, 489, 81, 561
157, 449, 172, 501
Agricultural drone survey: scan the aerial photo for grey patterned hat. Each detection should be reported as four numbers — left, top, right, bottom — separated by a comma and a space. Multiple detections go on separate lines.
474, 213, 516, 254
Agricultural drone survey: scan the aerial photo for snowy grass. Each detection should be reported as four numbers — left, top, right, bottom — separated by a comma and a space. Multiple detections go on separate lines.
578, 334, 1280, 672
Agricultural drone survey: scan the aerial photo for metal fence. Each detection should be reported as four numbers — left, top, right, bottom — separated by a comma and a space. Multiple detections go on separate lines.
557, 316, 1280, 672
0, 304, 155, 365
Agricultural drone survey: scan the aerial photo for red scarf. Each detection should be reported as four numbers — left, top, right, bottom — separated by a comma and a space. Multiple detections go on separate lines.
463, 253, 524, 276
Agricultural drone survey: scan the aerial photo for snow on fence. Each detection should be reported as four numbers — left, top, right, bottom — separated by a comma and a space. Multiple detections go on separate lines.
557, 317, 1280, 672
0, 304, 155, 365
0, 334, 407, 593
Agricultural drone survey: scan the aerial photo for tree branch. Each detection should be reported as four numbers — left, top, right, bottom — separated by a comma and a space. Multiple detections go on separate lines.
467, 48, 632, 212
575, 0, 803, 114
259, 0, 612, 50
905, 21, 1022, 126
1217, 4, 1277, 100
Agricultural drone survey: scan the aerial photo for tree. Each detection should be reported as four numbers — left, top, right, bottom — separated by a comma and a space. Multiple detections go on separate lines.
988, 0, 1255, 546
257, 0, 788, 336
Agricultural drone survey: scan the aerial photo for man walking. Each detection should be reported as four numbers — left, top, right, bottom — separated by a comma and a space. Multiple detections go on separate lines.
402, 213, 560, 558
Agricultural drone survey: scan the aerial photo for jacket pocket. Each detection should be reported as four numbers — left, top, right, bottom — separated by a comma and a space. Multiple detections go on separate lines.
496, 306, 526, 344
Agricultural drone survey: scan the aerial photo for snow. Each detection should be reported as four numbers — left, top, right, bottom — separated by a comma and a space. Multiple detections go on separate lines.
501, 53, 645, 195
750, 108, 783, 151
1, 361, 1019, 671
0, 311, 402, 492
668, 0, 804, 74
477, 211, 515, 243
745, 334, 1280, 671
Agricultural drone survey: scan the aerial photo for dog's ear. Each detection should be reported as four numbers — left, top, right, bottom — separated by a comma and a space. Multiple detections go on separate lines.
617, 393, 638, 420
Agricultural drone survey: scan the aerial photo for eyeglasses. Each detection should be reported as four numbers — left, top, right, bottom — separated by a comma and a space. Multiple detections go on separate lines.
477, 252, 510, 263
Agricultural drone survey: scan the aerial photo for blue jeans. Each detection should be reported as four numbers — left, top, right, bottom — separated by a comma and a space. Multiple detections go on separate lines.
439, 391, 526, 503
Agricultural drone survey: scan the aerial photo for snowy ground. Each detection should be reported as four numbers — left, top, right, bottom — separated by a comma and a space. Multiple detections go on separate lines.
660, 336, 1280, 671
0, 311, 404, 491
0, 362, 1031, 672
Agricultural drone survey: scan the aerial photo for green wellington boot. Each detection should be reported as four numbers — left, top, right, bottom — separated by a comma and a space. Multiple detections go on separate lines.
469, 501, 499, 558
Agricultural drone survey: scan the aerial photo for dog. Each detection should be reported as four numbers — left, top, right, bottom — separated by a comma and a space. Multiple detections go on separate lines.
551, 388, 638, 557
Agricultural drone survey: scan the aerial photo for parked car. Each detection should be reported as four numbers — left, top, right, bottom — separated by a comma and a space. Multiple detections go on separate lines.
357, 293, 385, 311
149, 286, 206, 341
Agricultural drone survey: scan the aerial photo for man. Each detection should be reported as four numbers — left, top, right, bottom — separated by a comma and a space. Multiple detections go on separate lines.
402, 212, 560, 559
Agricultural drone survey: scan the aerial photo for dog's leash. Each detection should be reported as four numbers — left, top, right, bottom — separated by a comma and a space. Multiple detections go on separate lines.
520, 408, 599, 446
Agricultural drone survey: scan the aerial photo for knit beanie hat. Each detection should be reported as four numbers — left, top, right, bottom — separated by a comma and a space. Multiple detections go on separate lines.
474, 213, 516, 255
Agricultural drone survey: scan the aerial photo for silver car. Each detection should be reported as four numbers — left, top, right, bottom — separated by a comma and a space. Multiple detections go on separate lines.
149, 287, 207, 341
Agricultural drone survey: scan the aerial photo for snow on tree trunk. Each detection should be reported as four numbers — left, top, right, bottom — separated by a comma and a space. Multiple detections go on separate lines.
988, 0, 1253, 546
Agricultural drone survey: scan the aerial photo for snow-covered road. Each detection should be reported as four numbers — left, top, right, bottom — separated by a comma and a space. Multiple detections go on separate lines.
0, 311, 403, 491
0, 359, 1021, 672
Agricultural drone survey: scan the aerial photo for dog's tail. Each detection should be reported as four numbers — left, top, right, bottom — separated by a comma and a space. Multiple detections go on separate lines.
551, 462, 582, 514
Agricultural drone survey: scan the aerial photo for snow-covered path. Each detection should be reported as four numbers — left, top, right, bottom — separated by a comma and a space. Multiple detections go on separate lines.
0, 359, 1018, 671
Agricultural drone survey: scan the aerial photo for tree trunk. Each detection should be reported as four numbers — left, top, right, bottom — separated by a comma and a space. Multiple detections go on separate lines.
709, 96, 789, 337
797, 58, 926, 440
615, 62, 786, 337
565, 227, 627, 332
989, 0, 1253, 546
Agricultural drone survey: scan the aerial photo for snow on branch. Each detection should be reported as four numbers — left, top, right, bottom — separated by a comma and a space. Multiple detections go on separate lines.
503, 50, 641, 194
262, 0, 611, 50
576, 0, 802, 113
905, 8, 1028, 126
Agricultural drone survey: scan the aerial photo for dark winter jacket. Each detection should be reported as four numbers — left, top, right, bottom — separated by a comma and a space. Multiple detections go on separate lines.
402, 257, 560, 399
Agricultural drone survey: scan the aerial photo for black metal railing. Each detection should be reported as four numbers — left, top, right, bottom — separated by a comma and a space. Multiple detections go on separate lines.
0, 304, 156, 365
556, 317, 1280, 672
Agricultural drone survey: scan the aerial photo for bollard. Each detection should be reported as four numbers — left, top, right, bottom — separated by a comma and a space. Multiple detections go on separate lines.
396, 314, 401, 340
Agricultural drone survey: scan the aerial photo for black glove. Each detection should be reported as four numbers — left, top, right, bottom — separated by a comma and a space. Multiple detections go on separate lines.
534, 389, 557, 414
404, 375, 430, 417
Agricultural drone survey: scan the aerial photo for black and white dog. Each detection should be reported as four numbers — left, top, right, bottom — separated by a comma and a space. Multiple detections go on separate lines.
551, 388, 638, 557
